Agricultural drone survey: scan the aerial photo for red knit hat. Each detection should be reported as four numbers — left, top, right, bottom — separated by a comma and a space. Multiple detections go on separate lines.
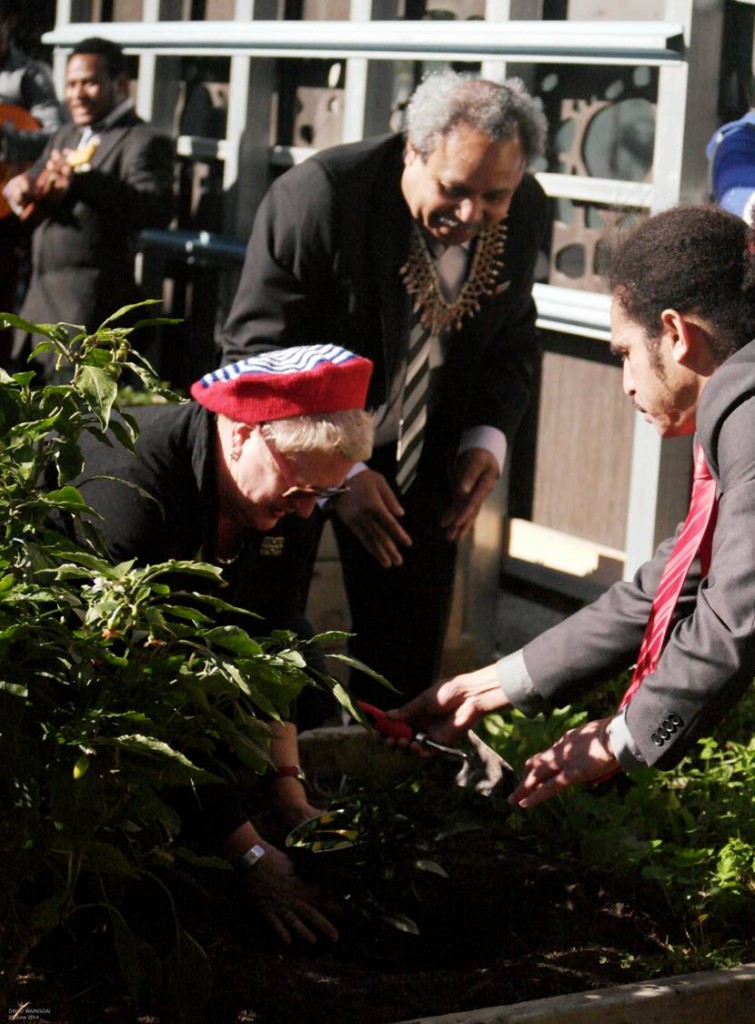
190, 344, 373, 423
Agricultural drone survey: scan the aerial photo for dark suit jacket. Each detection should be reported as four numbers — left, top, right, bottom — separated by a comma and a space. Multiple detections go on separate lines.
18, 109, 174, 333
49, 401, 316, 840
521, 338, 755, 769
57, 401, 315, 630
221, 133, 548, 453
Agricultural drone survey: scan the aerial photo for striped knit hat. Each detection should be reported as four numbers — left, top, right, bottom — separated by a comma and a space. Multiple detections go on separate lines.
190, 344, 373, 423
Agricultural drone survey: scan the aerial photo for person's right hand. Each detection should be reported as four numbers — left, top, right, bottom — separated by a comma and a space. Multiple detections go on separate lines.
387, 664, 509, 748
333, 468, 412, 567
35, 148, 75, 209
241, 840, 340, 945
2, 171, 35, 217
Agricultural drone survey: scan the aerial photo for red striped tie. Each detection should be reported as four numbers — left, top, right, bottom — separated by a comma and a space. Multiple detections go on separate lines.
594, 445, 718, 786
618, 443, 718, 710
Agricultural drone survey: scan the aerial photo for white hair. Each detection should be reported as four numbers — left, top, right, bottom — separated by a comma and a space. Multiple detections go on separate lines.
406, 69, 547, 163
264, 409, 373, 463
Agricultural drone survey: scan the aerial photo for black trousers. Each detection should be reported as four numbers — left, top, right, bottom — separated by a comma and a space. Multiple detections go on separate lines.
330, 441, 458, 707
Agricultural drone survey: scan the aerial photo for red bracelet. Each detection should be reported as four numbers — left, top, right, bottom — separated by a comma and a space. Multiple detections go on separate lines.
270, 765, 306, 783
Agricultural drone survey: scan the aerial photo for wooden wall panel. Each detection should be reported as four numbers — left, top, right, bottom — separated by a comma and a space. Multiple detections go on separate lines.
532, 348, 635, 551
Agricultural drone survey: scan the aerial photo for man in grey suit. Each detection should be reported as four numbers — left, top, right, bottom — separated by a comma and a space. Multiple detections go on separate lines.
3, 36, 174, 377
391, 204, 755, 806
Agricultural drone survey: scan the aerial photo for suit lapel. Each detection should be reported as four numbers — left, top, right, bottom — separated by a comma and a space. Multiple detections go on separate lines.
369, 144, 413, 389
88, 123, 131, 167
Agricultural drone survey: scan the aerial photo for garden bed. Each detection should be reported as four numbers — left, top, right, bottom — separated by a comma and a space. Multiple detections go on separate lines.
12, 726, 753, 1024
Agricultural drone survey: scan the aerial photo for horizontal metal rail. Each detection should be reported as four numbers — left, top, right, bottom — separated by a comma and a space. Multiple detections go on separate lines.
137, 228, 613, 341
170, 143, 653, 210
43, 19, 685, 65
533, 284, 612, 341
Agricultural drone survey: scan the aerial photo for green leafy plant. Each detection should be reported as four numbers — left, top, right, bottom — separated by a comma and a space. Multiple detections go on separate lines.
481, 687, 755, 974
284, 773, 472, 942
0, 308, 373, 1019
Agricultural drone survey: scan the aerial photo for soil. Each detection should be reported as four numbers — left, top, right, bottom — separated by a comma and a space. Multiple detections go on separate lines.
10, 809, 682, 1024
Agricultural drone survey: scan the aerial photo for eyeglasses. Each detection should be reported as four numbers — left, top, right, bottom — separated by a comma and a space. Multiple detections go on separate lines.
260, 429, 350, 501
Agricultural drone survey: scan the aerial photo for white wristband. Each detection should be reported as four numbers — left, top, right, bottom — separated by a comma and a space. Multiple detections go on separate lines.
236, 843, 266, 871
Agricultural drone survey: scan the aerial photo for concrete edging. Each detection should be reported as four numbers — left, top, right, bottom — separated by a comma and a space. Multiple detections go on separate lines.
390, 963, 755, 1024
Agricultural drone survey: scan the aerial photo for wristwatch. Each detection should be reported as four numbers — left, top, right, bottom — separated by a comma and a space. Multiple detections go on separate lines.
235, 843, 266, 872
271, 765, 307, 783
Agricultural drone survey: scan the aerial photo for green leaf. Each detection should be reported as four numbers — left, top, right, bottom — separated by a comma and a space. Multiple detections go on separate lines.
166, 926, 213, 1020
75, 365, 119, 428
98, 734, 222, 783
162, 604, 214, 625
415, 858, 449, 878
96, 298, 163, 330
30, 891, 70, 929
0, 312, 70, 339
106, 414, 138, 449
378, 910, 421, 935
43, 485, 89, 511
108, 905, 143, 1002
0, 680, 28, 697
82, 841, 139, 878
203, 626, 264, 656
310, 629, 355, 643
324, 652, 397, 690
131, 316, 184, 330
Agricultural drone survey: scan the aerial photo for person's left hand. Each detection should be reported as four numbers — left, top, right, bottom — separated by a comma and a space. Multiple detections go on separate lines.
267, 773, 323, 828
274, 795, 325, 834
441, 447, 498, 543
507, 717, 620, 809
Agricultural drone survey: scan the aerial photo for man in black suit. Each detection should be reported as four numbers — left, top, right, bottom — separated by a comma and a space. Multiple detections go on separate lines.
221, 70, 549, 704
391, 205, 755, 806
3, 36, 174, 377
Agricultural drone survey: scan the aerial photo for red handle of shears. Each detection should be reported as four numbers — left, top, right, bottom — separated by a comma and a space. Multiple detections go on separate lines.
357, 701, 468, 760
357, 701, 413, 741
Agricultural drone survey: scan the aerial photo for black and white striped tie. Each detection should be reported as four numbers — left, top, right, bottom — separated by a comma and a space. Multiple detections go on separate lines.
395, 304, 432, 493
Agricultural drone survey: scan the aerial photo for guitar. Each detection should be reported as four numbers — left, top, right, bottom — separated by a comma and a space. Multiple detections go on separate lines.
0, 102, 42, 219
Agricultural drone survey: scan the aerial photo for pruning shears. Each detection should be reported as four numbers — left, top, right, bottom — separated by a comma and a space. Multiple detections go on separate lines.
357, 701, 468, 761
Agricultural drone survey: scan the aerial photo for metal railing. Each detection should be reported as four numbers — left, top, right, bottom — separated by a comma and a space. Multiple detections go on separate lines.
45, 5, 694, 577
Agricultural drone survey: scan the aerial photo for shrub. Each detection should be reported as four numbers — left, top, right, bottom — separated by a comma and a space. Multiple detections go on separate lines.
482, 688, 755, 971
0, 308, 366, 1019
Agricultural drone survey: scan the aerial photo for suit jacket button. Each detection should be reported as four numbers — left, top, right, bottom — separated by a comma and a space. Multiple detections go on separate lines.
669, 712, 683, 727
662, 718, 677, 734
652, 732, 664, 746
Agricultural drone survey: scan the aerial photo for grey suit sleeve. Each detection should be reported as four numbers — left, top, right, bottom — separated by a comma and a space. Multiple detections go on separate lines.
522, 397, 755, 770
521, 529, 679, 707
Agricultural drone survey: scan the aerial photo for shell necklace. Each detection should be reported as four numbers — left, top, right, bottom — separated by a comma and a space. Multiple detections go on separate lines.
399, 221, 508, 335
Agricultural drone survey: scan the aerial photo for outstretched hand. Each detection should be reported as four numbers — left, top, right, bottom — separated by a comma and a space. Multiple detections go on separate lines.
507, 717, 620, 809
387, 664, 509, 748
